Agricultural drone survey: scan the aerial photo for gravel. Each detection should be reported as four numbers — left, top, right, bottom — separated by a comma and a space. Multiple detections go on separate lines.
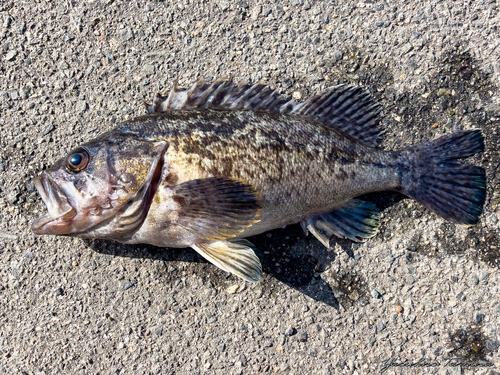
4, 49, 16, 61
1, 0, 499, 374
371, 288, 382, 299
298, 330, 308, 342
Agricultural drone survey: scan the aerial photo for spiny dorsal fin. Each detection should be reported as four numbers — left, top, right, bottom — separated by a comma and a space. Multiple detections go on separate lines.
145, 77, 294, 114
145, 78, 382, 146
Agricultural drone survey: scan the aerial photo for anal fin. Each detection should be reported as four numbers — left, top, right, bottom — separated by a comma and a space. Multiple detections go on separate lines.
191, 240, 263, 283
303, 200, 380, 246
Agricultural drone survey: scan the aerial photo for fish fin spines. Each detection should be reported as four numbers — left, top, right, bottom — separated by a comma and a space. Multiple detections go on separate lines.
192, 240, 263, 283
146, 78, 287, 113
401, 130, 486, 224
146, 78, 382, 146
303, 200, 380, 246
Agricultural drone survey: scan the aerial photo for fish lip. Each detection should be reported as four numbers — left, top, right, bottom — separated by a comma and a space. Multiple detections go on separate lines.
32, 172, 77, 235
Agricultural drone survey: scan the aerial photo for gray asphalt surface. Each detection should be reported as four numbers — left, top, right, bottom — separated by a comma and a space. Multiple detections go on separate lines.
1, 1, 500, 374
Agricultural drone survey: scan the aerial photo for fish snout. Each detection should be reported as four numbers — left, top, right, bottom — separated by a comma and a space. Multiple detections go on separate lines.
32, 172, 76, 235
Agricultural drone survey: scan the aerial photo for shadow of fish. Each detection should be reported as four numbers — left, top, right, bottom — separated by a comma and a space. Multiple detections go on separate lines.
32, 78, 486, 282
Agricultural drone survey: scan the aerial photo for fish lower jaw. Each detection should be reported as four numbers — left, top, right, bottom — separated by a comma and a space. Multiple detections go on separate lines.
32, 212, 75, 235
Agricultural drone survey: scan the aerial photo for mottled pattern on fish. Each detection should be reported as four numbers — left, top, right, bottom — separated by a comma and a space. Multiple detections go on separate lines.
32, 78, 486, 282
118, 109, 399, 239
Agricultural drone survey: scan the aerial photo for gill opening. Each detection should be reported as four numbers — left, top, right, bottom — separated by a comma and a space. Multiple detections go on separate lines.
106, 144, 167, 240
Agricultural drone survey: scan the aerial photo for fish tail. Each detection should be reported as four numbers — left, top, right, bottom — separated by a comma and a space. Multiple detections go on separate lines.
400, 130, 486, 224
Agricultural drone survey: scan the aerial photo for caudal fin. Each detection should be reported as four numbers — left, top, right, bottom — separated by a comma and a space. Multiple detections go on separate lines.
401, 130, 486, 224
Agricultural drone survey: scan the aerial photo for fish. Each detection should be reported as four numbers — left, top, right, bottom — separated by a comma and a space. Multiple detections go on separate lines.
32, 78, 486, 282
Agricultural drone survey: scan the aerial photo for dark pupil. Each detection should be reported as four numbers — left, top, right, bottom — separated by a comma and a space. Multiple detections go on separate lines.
70, 153, 83, 166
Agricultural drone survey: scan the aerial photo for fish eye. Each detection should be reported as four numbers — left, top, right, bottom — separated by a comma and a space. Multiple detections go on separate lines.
66, 149, 89, 173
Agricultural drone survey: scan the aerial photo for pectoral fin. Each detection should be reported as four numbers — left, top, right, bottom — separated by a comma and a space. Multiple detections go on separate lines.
303, 200, 380, 247
191, 240, 263, 283
166, 177, 261, 241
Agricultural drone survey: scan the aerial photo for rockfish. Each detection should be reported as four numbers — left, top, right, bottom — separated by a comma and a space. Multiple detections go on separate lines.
32, 78, 486, 282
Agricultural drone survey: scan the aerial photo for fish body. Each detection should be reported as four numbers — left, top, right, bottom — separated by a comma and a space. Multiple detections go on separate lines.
32, 79, 486, 282
122, 109, 397, 244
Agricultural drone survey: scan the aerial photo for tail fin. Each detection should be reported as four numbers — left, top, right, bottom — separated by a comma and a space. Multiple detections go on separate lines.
401, 130, 486, 224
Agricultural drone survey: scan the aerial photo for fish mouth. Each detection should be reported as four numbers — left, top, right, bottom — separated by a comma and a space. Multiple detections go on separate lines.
32, 172, 77, 235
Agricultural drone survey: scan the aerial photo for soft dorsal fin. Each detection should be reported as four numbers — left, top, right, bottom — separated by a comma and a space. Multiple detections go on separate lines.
289, 85, 382, 147
145, 78, 382, 147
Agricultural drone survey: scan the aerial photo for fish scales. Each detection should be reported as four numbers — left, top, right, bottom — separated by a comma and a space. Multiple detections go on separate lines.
32, 78, 486, 282
119, 109, 401, 239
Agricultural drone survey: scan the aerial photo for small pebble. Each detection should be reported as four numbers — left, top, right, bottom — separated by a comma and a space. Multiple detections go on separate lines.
40, 124, 55, 136
251, 5, 261, 19
13, 23, 25, 34
121, 279, 137, 290
483, 64, 494, 75
486, 339, 499, 352
437, 88, 450, 97
333, 50, 343, 60
376, 321, 386, 332
487, 214, 498, 225
76, 101, 88, 112
63, 34, 75, 42
401, 43, 413, 54
5, 50, 17, 61
336, 360, 347, 369
219, 2, 230, 11
121, 27, 134, 41
226, 284, 239, 294
6, 191, 19, 204
298, 330, 308, 342
238, 354, 247, 366
3, 16, 12, 28
475, 313, 485, 324
371, 289, 382, 299
20, 87, 30, 99
284, 327, 296, 336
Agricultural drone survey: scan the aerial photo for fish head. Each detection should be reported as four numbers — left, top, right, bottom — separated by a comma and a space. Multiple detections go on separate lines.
32, 131, 168, 239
